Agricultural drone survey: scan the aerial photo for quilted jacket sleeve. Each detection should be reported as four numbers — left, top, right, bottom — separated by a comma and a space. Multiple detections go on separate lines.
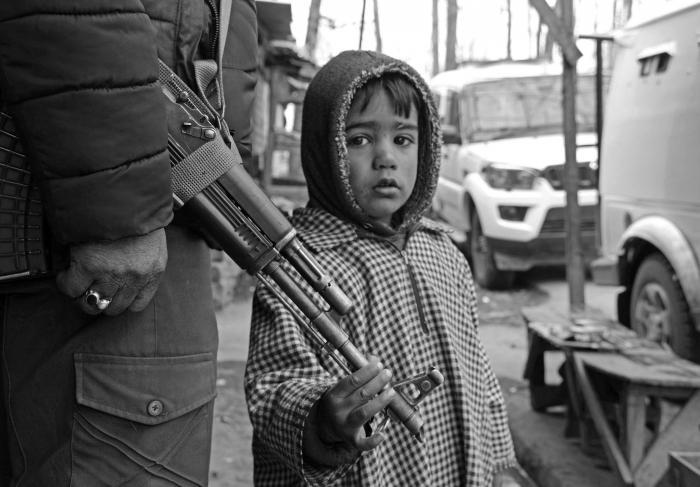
0, 0, 172, 245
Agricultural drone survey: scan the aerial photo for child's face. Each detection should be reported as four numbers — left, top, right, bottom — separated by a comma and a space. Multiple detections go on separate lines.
345, 90, 419, 226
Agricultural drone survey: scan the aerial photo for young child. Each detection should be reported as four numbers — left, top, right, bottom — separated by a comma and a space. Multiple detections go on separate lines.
245, 50, 520, 486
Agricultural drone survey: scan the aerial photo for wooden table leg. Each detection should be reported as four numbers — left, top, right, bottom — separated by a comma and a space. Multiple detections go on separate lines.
634, 390, 700, 487
523, 331, 564, 411
562, 350, 581, 438
623, 384, 647, 471
572, 353, 634, 486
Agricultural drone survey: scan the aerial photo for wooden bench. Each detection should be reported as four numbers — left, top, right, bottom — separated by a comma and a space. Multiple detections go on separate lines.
521, 305, 639, 436
573, 351, 700, 487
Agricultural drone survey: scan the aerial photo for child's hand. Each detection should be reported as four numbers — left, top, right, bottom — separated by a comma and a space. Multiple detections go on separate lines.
303, 357, 395, 466
492, 464, 535, 486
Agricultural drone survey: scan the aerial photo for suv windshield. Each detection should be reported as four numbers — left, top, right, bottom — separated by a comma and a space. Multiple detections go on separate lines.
463, 75, 599, 142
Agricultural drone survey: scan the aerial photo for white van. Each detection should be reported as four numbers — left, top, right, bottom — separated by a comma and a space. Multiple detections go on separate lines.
592, 1, 700, 363
430, 62, 600, 289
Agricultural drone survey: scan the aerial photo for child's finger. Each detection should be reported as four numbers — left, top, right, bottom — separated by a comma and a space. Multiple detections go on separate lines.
352, 368, 392, 404
333, 358, 384, 398
355, 432, 386, 452
346, 387, 396, 429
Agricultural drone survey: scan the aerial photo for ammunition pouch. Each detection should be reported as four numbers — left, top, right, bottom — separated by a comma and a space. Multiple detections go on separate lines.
0, 111, 50, 282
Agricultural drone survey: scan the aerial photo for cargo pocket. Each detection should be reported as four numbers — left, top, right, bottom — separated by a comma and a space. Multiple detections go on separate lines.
71, 353, 216, 487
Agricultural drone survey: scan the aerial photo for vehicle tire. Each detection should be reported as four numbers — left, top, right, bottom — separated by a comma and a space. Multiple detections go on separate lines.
630, 253, 700, 363
469, 211, 515, 289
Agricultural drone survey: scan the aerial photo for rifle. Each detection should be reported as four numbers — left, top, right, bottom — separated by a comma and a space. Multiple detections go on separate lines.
159, 61, 444, 441
0, 62, 444, 441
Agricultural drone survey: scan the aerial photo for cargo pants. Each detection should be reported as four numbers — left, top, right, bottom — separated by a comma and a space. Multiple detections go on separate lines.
0, 226, 218, 486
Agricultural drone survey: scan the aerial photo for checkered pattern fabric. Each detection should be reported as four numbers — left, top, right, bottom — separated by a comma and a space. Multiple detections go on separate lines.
244, 208, 517, 486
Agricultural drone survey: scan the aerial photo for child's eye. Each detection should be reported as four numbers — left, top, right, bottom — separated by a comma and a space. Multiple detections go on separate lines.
347, 134, 370, 147
395, 135, 415, 146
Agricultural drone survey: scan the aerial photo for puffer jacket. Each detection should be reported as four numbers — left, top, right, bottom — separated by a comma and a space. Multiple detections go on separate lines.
0, 0, 221, 246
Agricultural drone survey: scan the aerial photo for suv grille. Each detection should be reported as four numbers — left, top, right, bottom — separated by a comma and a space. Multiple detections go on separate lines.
540, 206, 597, 235
541, 162, 597, 190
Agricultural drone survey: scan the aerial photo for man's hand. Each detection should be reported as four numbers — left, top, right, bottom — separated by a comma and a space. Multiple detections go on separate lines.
303, 357, 395, 466
56, 228, 168, 316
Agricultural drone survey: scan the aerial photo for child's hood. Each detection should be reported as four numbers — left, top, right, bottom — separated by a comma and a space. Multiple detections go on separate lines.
301, 50, 442, 236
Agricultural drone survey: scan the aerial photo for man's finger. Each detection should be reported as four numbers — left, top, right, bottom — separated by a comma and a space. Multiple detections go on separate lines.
128, 276, 161, 312
103, 285, 138, 317
55, 265, 92, 300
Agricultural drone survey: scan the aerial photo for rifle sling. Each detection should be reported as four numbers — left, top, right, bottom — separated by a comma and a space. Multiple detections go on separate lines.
169, 131, 239, 205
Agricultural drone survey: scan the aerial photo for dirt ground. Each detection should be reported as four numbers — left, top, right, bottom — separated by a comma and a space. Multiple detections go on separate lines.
207, 272, 548, 486
209, 361, 251, 486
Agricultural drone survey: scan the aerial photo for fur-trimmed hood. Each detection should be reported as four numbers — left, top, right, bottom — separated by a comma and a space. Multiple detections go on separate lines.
301, 50, 442, 236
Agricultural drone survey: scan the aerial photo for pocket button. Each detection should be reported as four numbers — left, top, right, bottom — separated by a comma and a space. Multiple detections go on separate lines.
147, 399, 164, 417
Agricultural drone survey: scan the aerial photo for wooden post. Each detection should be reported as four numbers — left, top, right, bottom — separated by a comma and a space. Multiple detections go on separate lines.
529, 0, 585, 312
579, 33, 614, 253
560, 0, 585, 312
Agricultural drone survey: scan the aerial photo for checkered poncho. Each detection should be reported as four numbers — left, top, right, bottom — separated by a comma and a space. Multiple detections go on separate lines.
244, 208, 517, 486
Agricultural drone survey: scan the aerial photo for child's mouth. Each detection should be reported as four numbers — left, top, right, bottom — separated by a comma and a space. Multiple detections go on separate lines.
373, 178, 399, 195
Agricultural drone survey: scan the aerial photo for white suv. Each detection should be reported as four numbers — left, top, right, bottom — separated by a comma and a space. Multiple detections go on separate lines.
430, 62, 601, 289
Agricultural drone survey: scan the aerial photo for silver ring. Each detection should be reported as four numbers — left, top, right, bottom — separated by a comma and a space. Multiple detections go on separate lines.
84, 289, 112, 311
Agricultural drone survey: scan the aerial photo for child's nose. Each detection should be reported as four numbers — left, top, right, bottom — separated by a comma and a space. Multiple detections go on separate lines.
373, 139, 397, 170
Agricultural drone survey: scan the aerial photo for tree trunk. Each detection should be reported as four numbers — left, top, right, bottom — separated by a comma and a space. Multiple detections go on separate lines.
506, 0, 513, 60
445, 0, 458, 70
527, 3, 533, 59
304, 0, 322, 63
613, 0, 633, 28
543, 0, 560, 61
359, 0, 367, 49
536, 15, 543, 58
432, 0, 439, 75
622, 0, 633, 25
373, 0, 382, 52
560, 0, 585, 312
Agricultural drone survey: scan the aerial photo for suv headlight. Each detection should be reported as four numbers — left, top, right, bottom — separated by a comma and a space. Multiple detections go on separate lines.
481, 164, 538, 190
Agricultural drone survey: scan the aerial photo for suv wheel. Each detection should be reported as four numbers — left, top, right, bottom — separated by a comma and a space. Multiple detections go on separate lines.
469, 212, 515, 289
630, 253, 700, 363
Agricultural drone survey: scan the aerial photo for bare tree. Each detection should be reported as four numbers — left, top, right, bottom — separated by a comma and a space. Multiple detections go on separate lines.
373, 0, 382, 52
359, 0, 367, 49
536, 11, 543, 57
445, 0, 458, 69
304, 0, 322, 62
612, 0, 634, 28
432, 0, 439, 75
527, 2, 533, 58
622, 0, 633, 26
506, 0, 513, 59
539, 0, 560, 61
